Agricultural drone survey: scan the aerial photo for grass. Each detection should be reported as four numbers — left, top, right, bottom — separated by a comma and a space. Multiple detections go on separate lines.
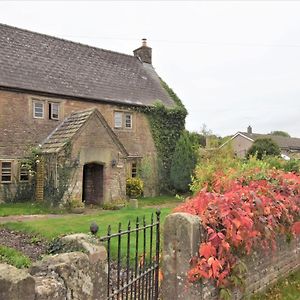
0, 196, 182, 265
138, 195, 183, 207
3, 207, 171, 239
0, 195, 181, 217
2, 207, 172, 265
251, 269, 300, 300
0, 245, 31, 268
0, 202, 65, 217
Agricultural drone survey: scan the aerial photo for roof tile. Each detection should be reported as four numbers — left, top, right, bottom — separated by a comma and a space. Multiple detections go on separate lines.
0, 24, 175, 107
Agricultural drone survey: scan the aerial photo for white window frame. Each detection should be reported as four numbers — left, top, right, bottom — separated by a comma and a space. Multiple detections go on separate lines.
1, 161, 12, 183
114, 112, 123, 128
49, 102, 60, 120
114, 111, 133, 129
125, 113, 132, 129
19, 164, 29, 182
33, 100, 44, 119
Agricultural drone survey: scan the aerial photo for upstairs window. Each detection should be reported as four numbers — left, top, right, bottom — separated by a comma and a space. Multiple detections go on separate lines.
33, 101, 44, 119
125, 113, 132, 129
49, 102, 59, 120
32, 98, 61, 120
1, 161, 12, 183
114, 112, 123, 128
19, 165, 29, 182
114, 111, 133, 129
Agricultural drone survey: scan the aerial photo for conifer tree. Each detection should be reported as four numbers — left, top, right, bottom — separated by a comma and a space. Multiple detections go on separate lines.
170, 131, 198, 193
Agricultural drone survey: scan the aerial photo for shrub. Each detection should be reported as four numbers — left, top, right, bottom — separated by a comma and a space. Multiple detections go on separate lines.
126, 177, 144, 198
247, 138, 280, 159
170, 131, 198, 193
175, 168, 300, 296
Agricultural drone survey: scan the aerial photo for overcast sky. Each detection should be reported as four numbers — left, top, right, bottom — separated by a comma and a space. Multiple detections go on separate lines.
1, 1, 300, 137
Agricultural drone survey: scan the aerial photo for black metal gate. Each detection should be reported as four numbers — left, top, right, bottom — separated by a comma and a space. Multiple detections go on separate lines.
100, 210, 161, 300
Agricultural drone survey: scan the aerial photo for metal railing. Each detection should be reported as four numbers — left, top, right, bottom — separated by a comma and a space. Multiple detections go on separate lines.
100, 210, 161, 300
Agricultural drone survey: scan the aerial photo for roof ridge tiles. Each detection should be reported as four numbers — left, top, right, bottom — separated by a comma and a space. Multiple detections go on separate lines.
0, 23, 135, 60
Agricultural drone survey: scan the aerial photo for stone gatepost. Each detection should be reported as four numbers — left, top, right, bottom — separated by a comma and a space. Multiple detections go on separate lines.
161, 213, 203, 300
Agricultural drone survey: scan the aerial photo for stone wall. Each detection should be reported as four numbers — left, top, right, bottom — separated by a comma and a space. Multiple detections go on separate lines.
162, 213, 300, 300
0, 234, 108, 300
0, 89, 158, 202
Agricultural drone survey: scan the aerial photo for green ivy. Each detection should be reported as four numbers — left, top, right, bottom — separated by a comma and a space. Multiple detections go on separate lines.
135, 80, 187, 192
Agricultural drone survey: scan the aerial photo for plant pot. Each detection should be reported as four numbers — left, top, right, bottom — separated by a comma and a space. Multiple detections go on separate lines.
70, 207, 85, 214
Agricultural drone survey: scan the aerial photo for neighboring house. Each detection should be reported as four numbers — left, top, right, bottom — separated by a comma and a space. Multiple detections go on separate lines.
223, 126, 300, 158
0, 24, 181, 204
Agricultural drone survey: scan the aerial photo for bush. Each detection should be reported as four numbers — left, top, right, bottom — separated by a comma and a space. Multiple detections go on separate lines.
175, 168, 300, 294
170, 131, 198, 193
126, 177, 144, 198
247, 138, 280, 159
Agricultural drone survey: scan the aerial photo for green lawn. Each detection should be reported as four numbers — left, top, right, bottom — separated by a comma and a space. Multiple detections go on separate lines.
251, 269, 300, 300
2, 206, 171, 265
0, 245, 31, 268
0, 195, 180, 217
0, 202, 65, 217
3, 207, 170, 239
138, 195, 183, 207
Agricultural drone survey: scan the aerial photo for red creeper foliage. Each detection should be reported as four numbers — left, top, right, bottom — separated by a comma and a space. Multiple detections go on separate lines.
174, 169, 300, 288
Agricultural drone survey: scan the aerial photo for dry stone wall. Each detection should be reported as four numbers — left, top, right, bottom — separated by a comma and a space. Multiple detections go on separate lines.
0, 234, 107, 300
162, 213, 300, 300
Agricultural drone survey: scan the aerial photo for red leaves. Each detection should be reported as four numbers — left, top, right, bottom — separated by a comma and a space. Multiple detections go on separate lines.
292, 221, 300, 235
199, 242, 216, 259
176, 168, 300, 288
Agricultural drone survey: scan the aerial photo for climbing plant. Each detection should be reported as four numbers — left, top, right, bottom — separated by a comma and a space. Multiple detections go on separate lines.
1, 147, 41, 203
43, 142, 79, 207
135, 79, 187, 192
175, 161, 300, 298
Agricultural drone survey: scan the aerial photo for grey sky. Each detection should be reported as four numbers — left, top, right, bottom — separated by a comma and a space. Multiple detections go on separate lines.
1, 1, 300, 137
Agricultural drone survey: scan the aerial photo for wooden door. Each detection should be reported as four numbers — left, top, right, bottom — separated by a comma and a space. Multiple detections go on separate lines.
82, 163, 103, 205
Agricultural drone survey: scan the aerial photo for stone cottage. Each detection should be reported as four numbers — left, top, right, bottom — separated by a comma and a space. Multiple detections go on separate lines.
0, 24, 182, 205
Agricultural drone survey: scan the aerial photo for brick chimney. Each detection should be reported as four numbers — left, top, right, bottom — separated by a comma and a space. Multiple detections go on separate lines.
133, 38, 152, 64
247, 125, 252, 134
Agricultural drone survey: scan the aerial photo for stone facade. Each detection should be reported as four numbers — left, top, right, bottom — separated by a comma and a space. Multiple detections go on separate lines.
0, 90, 158, 203
162, 213, 300, 300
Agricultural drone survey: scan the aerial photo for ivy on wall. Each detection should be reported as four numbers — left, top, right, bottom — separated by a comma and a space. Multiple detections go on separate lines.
135, 79, 187, 192
43, 142, 79, 207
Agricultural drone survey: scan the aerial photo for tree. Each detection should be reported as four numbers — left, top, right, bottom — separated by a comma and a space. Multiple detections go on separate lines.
269, 131, 290, 137
170, 131, 198, 193
189, 131, 206, 147
247, 138, 281, 160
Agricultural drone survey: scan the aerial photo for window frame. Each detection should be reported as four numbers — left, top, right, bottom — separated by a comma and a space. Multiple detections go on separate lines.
49, 102, 60, 120
33, 100, 45, 119
19, 164, 29, 182
1, 161, 12, 183
114, 111, 133, 130
125, 113, 133, 129
114, 111, 123, 129
131, 162, 137, 178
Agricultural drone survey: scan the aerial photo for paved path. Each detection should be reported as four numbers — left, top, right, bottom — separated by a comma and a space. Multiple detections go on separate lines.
0, 214, 73, 223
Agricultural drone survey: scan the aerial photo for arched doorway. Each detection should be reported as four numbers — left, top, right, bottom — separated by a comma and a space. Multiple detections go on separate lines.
82, 163, 104, 205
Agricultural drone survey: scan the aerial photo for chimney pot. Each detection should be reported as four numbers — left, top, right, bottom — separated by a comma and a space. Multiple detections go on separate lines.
133, 38, 152, 64
247, 125, 252, 134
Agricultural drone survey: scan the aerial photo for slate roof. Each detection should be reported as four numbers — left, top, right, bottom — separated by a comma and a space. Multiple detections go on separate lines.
0, 23, 175, 107
41, 108, 128, 155
239, 132, 300, 150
